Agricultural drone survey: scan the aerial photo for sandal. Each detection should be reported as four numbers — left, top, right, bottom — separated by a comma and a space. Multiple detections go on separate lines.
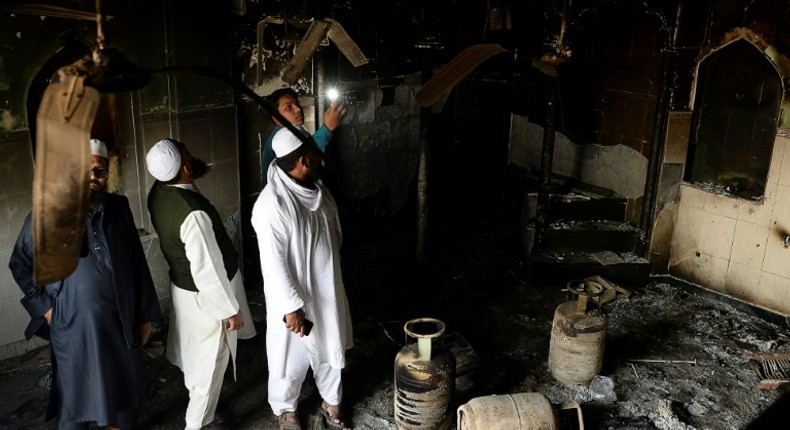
320, 400, 348, 430
277, 411, 302, 430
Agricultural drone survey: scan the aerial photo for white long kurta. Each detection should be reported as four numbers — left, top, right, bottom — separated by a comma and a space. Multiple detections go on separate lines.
164, 185, 257, 428
251, 164, 353, 379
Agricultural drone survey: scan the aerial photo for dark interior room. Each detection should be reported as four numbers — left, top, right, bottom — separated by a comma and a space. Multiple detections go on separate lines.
1, 1, 790, 429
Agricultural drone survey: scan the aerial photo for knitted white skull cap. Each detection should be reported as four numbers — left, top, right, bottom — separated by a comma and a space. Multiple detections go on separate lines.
145, 139, 182, 182
90, 139, 108, 159
272, 127, 305, 158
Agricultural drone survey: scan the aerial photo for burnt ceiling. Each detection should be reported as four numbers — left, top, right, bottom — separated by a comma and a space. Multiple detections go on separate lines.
232, 0, 558, 81
0, 1, 689, 91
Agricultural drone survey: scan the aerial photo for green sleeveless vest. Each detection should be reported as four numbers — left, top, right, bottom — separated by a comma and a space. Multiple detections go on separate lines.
148, 182, 238, 291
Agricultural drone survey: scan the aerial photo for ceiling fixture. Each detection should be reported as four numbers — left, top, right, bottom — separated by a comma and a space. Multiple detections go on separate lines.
22, 0, 312, 284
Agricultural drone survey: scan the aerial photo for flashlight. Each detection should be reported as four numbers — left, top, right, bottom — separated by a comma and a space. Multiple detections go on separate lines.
327, 88, 339, 102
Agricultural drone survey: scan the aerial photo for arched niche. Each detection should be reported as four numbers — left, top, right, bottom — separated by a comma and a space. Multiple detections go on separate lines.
684, 38, 782, 200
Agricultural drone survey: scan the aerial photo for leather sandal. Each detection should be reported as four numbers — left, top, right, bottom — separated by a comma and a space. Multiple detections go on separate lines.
277, 411, 302, 430
320, 401, 348, 429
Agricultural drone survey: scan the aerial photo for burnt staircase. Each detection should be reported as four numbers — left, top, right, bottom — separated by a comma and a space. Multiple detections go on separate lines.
517, 173, 652, 288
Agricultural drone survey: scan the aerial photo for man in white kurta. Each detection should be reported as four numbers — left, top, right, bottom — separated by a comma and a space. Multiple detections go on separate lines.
146, 139, 256, 430
251, 127, 353, 428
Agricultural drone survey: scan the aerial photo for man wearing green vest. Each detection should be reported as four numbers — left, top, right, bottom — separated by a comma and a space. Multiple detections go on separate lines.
145, 138, 256, 430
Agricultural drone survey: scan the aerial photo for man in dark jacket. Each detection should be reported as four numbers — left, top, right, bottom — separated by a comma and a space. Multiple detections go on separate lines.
8, 139, 162, 430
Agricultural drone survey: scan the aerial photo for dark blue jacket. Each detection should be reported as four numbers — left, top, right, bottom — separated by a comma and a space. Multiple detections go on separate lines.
9, 193, 161, 348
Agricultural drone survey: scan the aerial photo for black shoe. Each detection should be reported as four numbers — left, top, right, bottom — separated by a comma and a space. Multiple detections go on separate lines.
204, 409, 240, 428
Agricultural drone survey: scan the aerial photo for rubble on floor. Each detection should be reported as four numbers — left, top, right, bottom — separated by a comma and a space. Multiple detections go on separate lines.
0, 215, 787, 429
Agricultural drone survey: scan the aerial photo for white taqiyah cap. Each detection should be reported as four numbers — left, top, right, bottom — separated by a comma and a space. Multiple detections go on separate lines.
272, 127, 306, 158
145, 139, 182, 182
90, 139, 108, 159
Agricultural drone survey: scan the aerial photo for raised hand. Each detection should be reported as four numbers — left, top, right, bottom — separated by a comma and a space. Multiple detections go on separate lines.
323, 102, 348, 131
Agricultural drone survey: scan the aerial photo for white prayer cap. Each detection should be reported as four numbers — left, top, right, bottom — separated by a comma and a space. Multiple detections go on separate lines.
90, 139, 108, 159
146, 139, 182, 182
272, 128, 305, 158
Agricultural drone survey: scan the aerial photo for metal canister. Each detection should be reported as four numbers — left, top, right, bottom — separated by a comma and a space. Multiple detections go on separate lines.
456, 392, 558, 430
394, 318, 456, 430
548, 279, 608, 385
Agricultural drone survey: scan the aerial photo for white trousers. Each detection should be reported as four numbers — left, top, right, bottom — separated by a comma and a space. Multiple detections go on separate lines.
268, 335, 342, 416
184, 344, 229, 428
168, 286, 233, 429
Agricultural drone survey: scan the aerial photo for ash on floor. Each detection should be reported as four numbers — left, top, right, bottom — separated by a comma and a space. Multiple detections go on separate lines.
0, 215, 787, 430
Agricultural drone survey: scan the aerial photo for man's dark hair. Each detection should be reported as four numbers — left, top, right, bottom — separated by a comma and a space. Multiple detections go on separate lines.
162, 139, 187, 185
266, 88, 299, 108
276, 142, 315, 172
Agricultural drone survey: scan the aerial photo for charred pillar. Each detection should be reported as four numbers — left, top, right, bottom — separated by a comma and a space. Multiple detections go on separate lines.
638, 50, 675, 257
416, 50, 434, 264
531, 57, 561, 252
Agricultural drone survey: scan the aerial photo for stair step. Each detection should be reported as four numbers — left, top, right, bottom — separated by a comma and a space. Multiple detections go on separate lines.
528, 251, 651, 287
541, 220, 641, 253
521, 220, 643, 254
524, 193, 627, 222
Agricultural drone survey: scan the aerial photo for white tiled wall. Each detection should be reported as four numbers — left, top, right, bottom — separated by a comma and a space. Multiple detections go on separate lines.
0, 252, 41, 358
738, 182, 777, 226
670, 134, 790, 315
0, 298, 29, 345
697, 213, 736, 260
730, 219, 769, 269
0, 138, 37, 360
725, 262, 762, 301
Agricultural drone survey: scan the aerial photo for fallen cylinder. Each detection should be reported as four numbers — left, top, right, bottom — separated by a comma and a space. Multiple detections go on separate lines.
457, 392, 557, 430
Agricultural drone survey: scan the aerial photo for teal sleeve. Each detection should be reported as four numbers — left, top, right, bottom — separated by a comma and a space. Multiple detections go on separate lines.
313, 125, 333, 151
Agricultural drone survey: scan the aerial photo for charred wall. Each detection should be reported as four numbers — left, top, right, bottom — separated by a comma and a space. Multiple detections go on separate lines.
0, 0, 242, 359
651, 0, 790, 315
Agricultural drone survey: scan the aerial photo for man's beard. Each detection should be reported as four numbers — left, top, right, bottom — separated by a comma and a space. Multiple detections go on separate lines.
90, 189, 107, 208
306, 159, 325, 183
190, 158, 211, 180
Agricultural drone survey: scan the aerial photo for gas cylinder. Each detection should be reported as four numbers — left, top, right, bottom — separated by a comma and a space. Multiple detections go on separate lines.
548, 279, 608, 385
394, 318, 456, 430
456, 392, 558, 430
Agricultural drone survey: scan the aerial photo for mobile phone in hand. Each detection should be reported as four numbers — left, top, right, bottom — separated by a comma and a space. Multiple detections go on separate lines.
283, 316, 313, 336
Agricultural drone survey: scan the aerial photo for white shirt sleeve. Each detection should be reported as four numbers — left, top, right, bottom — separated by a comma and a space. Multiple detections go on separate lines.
251, 198, 305, 316
181, 210, 240, 321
